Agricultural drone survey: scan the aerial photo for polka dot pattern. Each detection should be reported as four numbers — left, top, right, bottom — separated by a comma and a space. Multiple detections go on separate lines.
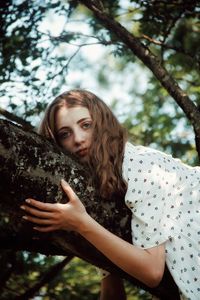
123, 142, 200, 299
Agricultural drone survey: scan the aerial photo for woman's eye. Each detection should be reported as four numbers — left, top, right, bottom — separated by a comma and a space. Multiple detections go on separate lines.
58, 132, 71, 139
82, 122, 92, 129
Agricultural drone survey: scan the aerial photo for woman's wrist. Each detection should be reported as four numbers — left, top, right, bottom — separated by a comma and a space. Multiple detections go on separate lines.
76, 213, 96, 236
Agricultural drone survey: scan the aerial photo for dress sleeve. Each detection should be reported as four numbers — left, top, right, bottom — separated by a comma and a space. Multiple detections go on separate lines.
122, 144, 177, 249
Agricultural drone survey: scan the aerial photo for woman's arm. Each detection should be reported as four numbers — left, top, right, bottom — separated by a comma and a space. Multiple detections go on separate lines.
76, 211, 165, 287
21, 179, 165, 288
100, 275, 126, 300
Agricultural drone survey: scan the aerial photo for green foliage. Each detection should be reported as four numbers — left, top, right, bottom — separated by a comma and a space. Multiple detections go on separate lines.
0, 251, 98, 299
0, 250, 152, 299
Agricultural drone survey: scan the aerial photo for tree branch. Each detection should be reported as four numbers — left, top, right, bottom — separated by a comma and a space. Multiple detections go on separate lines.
78, 0, 200, 158
0, 107, 34, 131
14, 256, 73, 300
141, 34, 199, 64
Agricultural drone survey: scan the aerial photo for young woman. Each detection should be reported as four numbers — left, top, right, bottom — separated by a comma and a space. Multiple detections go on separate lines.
21, 89, 200, 300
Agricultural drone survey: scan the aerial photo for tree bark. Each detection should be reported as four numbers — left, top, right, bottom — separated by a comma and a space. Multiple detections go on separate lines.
0, 119, 179, 299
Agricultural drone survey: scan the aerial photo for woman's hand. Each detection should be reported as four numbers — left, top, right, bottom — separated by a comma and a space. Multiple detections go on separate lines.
20, 179, 89, 232
21, 181, 165, 287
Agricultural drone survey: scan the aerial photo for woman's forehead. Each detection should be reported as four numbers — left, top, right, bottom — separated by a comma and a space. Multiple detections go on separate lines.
55, 106, 91, 129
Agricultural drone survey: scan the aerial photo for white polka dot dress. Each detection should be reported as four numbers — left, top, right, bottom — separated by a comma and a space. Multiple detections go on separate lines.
123, 142, 200, 300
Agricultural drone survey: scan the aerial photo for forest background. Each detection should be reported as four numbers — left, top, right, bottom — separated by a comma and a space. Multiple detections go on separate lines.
0, 0, 200, 299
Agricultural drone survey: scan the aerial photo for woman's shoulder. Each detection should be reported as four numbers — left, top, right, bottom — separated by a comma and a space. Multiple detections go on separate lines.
123, 141, 196, 172
124, 141, 162, 157
123, 141, 182, 168
123, 142, 161, 172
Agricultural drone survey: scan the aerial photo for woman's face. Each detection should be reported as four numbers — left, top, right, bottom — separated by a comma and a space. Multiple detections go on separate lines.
55, 106, 93, 162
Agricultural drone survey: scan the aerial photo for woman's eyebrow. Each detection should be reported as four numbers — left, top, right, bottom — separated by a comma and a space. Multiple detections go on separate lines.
77, 117, 91, 124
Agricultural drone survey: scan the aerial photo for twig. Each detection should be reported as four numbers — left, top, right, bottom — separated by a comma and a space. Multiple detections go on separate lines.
0, 107, 34, 131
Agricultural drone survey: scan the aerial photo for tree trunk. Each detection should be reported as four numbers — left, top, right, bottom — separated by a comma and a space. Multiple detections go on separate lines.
0, 119, 179, 299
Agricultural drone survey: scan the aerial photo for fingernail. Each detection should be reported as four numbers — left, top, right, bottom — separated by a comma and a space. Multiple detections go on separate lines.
20, 206, 26, 210
25, 199, 31, 203
22, 215, 28, 220
61, 179, 68, 186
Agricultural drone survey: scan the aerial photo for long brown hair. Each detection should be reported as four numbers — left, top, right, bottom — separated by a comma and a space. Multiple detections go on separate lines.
39, 89, 127, 199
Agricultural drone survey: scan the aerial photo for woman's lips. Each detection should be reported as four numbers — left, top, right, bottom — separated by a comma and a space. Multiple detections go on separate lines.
76, 148, 88, 157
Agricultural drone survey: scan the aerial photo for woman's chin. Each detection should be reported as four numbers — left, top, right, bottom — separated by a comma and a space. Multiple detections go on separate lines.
78, 155, 89, 163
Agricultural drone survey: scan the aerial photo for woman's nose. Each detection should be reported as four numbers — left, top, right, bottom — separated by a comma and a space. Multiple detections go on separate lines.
74, 130, 85, 144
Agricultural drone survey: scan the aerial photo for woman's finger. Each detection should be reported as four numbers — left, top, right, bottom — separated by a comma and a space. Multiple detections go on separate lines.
22, 215, 55, 225
33, 225, 61, 232
61, 179, 79, 201
25, 198, 57, 211
20, 205, 54, 219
